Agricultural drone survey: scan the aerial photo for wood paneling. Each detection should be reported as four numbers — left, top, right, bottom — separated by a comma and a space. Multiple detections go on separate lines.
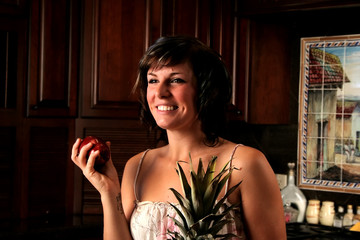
27, 0, 79, 117
27, 126, 68, 217
0, 31, 17, 109
247, 20, 290, 124
160, 0, 212, 49
81, 0, 147, 118
0, 127, 16, 219
163, 0, 198, 37
22, 119, 75, 218
0, 17, 27, 123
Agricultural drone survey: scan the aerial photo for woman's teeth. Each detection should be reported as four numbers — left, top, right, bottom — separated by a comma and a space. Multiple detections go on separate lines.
157, 106, 177, 111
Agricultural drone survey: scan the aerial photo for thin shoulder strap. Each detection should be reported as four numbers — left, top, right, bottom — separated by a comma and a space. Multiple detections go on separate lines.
134, 149, 150, 201
224, 144, 242, 196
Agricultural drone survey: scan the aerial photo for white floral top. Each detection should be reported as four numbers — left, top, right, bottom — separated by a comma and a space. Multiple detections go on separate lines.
130, 145, 247, 240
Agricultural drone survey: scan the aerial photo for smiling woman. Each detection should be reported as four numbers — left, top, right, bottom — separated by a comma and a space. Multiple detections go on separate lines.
135, 36, 232, 146
71, 35, 287, 240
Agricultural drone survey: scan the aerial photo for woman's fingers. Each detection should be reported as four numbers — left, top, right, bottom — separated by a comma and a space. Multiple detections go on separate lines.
86, 149, 99, 169
83, 149, 99, 176
72, 139, 94, 169
71, 138, 81, 160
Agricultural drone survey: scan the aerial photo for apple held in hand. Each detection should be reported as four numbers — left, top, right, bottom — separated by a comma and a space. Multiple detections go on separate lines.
78, 136, 110, 167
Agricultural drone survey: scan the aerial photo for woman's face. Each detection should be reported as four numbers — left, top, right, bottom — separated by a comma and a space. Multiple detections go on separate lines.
146, 61, 199, 131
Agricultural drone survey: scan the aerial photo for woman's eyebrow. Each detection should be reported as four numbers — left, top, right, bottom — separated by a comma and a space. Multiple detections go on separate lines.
148, 72, 157, 77
147, 72, 183, 77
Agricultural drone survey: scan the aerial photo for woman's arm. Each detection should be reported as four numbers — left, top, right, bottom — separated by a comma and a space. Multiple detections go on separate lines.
71, 138, 132, 240
101, 191, 132, 240
234, 147, 287, 240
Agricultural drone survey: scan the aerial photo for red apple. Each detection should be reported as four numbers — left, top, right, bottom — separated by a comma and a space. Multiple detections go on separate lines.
78, 136, 110, 166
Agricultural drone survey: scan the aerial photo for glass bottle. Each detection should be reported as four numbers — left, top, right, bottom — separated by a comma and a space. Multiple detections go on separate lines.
343, 204, 354, 227
281, 162, 307, 223
333, 206, 345, 228
284, 202, 299, 223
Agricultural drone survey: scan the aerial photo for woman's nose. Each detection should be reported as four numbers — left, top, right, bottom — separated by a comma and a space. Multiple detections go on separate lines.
155, 82, 170, 98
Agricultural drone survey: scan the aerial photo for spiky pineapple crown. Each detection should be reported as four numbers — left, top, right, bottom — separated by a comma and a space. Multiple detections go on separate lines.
167, 154, 242, 240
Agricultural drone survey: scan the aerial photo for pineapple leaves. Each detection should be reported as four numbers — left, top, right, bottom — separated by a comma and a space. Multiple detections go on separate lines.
169, 188, 194, 227
176, 161, 192, 201
167, 155, 242, 239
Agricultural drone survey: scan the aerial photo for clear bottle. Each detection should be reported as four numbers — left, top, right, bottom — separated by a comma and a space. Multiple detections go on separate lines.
343, 205, 354, 227
353, 206, 360, 225
281, 162, 307, 223
333, 206, 345, 228
284, 202, 299, 223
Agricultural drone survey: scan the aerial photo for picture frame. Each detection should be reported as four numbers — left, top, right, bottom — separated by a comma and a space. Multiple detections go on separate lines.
298, 34, 360, 193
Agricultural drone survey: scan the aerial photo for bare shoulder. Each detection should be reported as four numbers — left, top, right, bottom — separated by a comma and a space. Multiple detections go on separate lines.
228, 144, 267, 168
229, 145, 286, 239
123, 150, 149, 178
229, 144, 275, 183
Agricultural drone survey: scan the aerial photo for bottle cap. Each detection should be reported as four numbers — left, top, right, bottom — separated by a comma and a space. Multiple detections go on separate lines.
338, 206, 344, 212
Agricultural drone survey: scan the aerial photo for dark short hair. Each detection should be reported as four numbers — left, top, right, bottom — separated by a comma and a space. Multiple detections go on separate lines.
134, 35, 232, 146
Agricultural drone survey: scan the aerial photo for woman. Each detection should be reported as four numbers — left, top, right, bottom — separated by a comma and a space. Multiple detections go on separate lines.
72, 36, 286, 240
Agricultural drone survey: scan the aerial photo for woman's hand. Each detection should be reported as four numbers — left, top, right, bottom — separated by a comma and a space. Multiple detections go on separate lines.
71, 138, 121, 195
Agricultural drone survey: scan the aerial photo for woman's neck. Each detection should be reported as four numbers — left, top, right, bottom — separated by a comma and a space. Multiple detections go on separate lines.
164, 129, 224, 163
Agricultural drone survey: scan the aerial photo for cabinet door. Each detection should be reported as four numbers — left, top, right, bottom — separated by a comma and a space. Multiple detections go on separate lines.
162, 0, 209, 41
27, 0, 80, 117
246, 20, 290, 124
211, 0, 245, 120
81, 0, 148, 118
0, 14, 28, 219
0, 17, 27, 121
21, 119, 75, 218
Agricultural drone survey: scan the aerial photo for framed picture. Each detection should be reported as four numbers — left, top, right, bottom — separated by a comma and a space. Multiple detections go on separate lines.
298, 34, 360, 193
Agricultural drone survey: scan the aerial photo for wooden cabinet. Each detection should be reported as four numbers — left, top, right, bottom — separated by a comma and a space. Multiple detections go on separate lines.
27, 0, 80, 117
0, 7, 27, 220
0, 0, 79, 220
21, 119, 75, 218
241, 18, 291, 124
80, 0, 147, 118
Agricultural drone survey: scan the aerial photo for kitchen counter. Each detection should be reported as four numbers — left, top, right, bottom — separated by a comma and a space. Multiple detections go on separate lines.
287, 223, 360, 239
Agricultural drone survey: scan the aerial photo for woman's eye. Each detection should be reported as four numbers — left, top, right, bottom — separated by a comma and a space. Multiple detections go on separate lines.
148, 79, 158, 84
171, 78, 185, 83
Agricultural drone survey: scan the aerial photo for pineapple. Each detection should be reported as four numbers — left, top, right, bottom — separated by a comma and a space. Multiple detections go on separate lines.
167, 154, 242, 240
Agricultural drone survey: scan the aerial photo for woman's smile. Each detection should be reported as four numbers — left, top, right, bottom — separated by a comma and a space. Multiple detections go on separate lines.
156, 105, 178, 111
